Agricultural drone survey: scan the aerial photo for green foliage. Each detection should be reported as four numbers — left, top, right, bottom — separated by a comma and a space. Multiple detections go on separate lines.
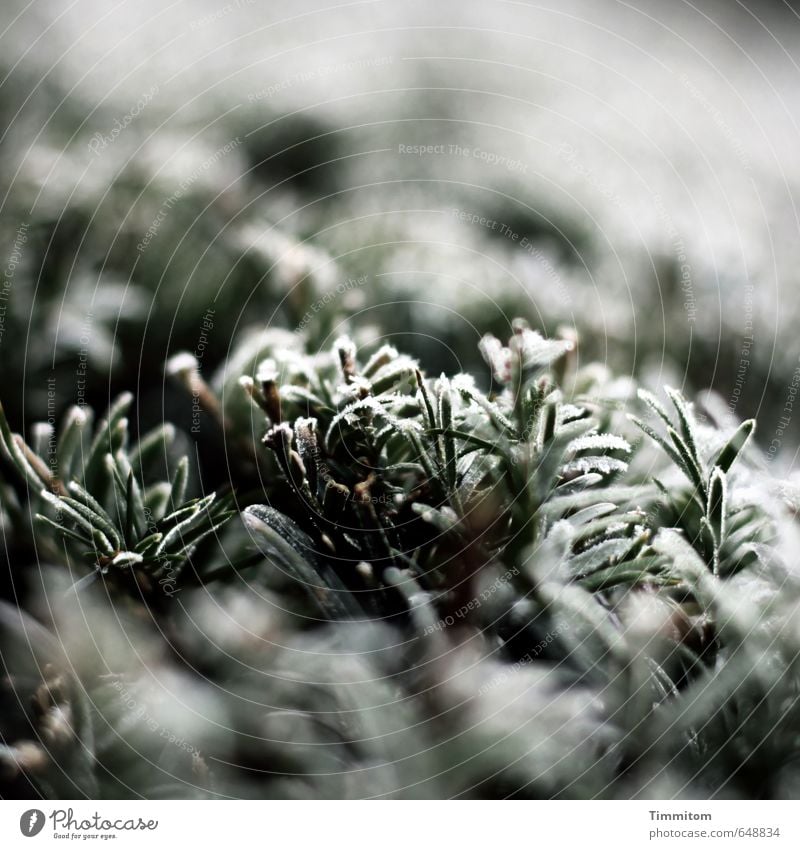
237, 322, 651, 618
0, 394, 234, 598
0, 323, 797, 800
632, 388, 764, 578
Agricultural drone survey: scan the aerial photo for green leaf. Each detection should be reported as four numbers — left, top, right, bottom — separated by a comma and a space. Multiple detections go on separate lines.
568, 433, 632, 455
566, 503, 619, 527
56, 406, 91, 482
64, 482, 122, 549
129, 423, 175, 476
437, 377, 458, 497
243, 504, 358, 619
637, 389, 673, 429
581, 556, 671, 592
0, 402, 51, 490
714, 419, 755, 473
415, 368, 437, 431
665, 387, 701, 468
427, 427, 501, 458
452, 374, 516, 435
155, 495, 219, 557
631, 415, 697, 489
106, 453, 145, 542
111, 551, 144, 568
707, 467, 727, 546
666, 425, 706, 496
561, 456, 629, 477
169, 456, 189, 512
35, 514, 93, 546
567, 537, 639, 579
39, 490, 117, 551
83, 393, 133, 490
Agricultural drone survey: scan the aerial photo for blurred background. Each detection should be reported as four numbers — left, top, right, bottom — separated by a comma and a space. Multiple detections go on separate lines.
1, 0, 799, 459
3, 0, 800, 802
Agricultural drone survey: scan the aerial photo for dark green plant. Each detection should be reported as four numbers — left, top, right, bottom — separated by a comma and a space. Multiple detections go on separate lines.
0, 393, 234, 599
631, 388, 762, 577
0, 323, 796, 800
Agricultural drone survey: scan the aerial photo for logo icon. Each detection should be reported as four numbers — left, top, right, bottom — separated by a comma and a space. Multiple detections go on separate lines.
19, 810, 45, 837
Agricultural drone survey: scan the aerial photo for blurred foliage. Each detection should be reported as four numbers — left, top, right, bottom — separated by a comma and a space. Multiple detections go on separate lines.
2, 15, 800, 799
1, 320, 799, 799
